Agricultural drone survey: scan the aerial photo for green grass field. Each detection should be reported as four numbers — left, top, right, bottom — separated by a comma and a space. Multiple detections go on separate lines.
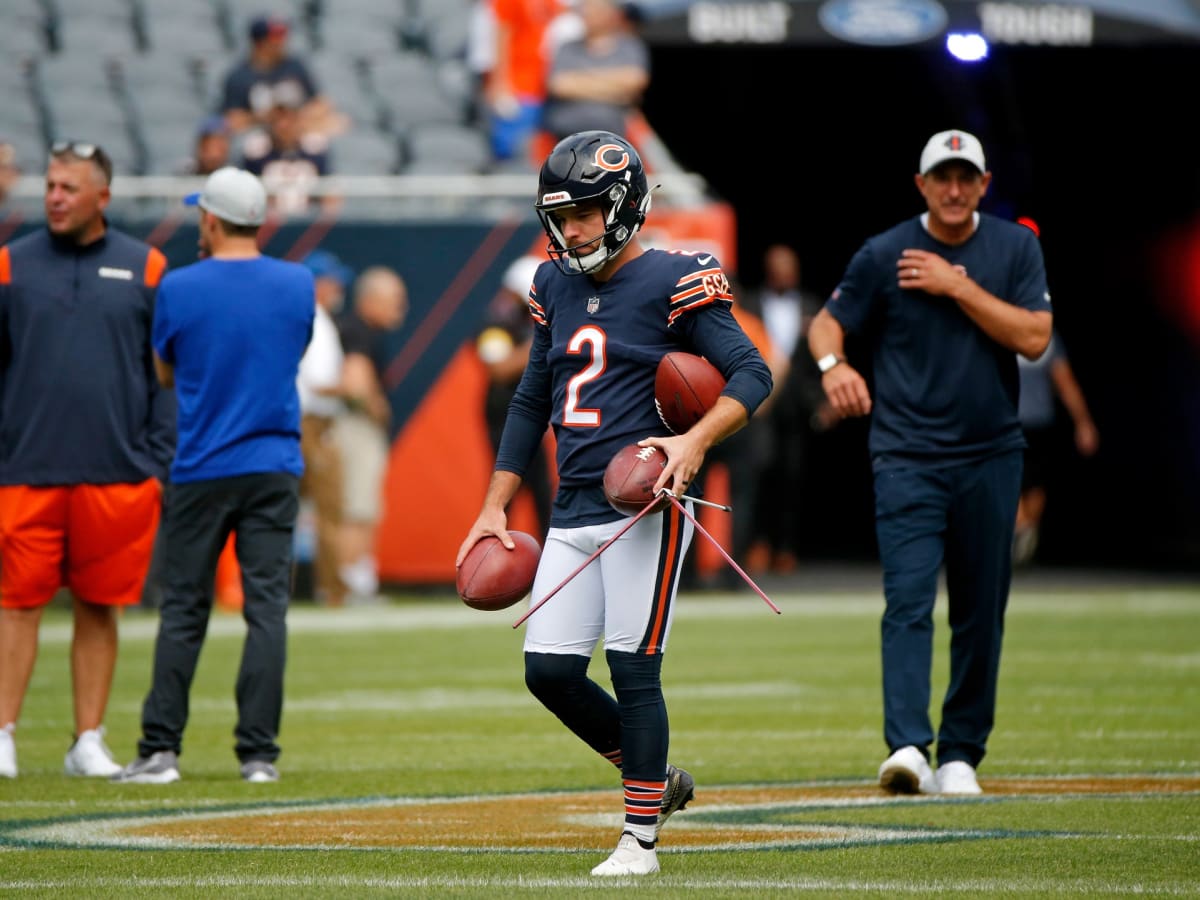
1, 569, 1197, 898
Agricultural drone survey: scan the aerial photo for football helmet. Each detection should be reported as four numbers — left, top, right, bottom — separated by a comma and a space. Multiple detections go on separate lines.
534, 131, 652, 275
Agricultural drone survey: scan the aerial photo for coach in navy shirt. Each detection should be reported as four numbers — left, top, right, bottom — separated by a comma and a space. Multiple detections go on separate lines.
809, 129, 1052, 797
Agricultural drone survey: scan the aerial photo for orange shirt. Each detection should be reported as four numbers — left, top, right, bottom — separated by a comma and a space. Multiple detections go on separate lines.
493, 0, 564, 100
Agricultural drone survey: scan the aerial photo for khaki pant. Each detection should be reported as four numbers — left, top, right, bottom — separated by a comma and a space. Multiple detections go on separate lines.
300, 414, 345, 604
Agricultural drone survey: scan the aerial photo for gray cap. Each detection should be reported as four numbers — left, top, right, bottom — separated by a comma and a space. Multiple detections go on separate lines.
184, 166, 267, 225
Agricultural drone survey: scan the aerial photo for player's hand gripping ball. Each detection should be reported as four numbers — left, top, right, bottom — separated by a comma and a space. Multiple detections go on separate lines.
655, 351, 726, 434
456, 531, 541, 611
604, 443, 674, 516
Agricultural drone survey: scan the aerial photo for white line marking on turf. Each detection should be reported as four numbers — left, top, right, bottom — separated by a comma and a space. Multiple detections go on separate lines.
0, 875, 1197, 894
31, 588, 1200, 645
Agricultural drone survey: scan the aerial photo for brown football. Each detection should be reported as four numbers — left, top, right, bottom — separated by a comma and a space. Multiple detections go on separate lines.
655, 351, 726, 434
603, 443, 673, 516
456, 531, 541, 611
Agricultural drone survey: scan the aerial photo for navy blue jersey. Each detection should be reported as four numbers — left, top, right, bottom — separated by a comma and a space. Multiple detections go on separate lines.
826, 213, 1051, 467
496, 248, 773, 527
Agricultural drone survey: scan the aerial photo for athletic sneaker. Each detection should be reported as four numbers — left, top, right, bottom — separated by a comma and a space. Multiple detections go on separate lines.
0, 724, 15, 778
878, 745, 938, 795
936, 760, 983, 795
590, 832, 660, 876
240, 760, 279, 783
64, 727, 122, 777
110, 750, 181, 784
656, 764, 695, 838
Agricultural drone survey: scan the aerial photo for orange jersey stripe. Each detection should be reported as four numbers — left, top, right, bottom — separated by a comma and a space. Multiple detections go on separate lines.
0, 246, 10, 285
143, 247, 167, 287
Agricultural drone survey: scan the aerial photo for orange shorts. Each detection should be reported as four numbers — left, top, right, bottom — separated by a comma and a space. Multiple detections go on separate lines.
0, 480, 162, 609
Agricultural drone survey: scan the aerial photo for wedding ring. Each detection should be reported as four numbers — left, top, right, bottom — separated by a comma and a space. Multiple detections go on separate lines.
910, 268, 918, 278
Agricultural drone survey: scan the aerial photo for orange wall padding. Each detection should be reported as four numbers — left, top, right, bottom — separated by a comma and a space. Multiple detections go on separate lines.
377, 344, 544, 584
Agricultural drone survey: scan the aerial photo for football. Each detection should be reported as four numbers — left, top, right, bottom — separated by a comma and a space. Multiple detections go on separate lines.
603, 443, 673, 516
655, 351, 726, 434
456, 531, 541, 611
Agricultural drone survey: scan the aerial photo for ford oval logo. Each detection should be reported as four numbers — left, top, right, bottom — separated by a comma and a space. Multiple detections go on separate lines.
819, 0, 948, 46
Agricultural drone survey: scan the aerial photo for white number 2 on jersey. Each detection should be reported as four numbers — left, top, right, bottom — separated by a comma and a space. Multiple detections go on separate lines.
563, 325, 605, 427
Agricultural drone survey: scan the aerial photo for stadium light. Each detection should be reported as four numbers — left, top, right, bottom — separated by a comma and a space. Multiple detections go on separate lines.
946, 31, 989, 62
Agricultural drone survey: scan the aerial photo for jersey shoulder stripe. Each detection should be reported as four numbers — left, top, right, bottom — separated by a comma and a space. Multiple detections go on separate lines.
667, 262, 733, 326
527, 283, 546, 326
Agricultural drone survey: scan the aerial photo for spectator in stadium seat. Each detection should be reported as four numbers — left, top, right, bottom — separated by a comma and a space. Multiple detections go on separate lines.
486, 0, 569, 166
175, 115, 233, 177
219, 13, 345, 140
0, 141, 175, 779
241, 93, 341, 218
540, 0, 649, 147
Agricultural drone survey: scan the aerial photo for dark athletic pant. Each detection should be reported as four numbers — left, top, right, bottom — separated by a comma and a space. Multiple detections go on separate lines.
138, 473, 299, 764
873, 450, 1021, 769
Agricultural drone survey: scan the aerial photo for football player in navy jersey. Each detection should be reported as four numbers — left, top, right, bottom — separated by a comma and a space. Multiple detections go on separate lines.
456, 130, 772, 876
808, 129, 1053, 798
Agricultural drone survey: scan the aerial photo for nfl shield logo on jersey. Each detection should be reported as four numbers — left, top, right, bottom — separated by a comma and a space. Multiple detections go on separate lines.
587, 296, 601, 314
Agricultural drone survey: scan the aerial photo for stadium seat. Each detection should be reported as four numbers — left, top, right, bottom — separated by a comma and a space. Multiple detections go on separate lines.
366, 53, 467, 132
330, 130, 401, 176
0, 2, 51, 62
401, 123, 490, 175
140, 3, 230, 55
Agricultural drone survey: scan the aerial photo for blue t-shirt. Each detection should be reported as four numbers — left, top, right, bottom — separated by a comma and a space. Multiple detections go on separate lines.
825, 212, 1052, 467
152, 256, 314, 483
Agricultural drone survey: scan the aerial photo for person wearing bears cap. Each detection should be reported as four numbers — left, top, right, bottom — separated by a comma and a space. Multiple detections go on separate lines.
809, 128, 1053, 797
113, 166, 314, 785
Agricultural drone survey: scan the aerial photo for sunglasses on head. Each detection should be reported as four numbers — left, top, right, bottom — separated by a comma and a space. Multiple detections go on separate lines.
51, 140, 101, 159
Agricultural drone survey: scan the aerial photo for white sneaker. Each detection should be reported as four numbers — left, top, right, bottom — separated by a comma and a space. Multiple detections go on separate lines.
878, 745, 938, 794
64, 727, 123, 777
340, 558, 379, 597
590, 832, 660, 876
0, 724, 15, 778
937, 760, 983, 795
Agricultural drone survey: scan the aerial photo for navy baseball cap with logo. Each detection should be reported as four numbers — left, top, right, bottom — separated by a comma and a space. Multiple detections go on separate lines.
919, 129, 986, 175
249, 14, 289, 41
184, 166, 267, 226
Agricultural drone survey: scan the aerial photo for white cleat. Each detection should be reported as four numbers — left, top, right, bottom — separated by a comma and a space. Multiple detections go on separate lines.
937, 760, 983, 795
590, 832, 660, 876
878, 745, 938, 795
0, 724, 16, 778
64, 727, 123, 777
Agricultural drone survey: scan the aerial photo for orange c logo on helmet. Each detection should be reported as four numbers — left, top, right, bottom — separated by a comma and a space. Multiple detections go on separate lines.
593, 144, 629, 172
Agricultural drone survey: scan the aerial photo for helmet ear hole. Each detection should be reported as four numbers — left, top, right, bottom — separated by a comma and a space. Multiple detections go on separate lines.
534, 130, 649, 276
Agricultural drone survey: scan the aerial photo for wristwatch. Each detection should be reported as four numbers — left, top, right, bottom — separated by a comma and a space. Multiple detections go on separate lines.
817, 353, 844, 374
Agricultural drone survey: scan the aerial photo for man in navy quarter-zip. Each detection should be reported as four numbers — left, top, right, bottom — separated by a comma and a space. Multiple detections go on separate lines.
0, 140, 174, 779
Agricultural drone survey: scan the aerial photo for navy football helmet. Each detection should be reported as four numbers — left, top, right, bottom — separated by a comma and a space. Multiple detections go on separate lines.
534, 130, 652, 275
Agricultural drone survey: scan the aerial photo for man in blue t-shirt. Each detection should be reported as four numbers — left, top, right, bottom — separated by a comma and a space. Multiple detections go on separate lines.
112, 167, 314, 786
808, 129, 1053, 797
